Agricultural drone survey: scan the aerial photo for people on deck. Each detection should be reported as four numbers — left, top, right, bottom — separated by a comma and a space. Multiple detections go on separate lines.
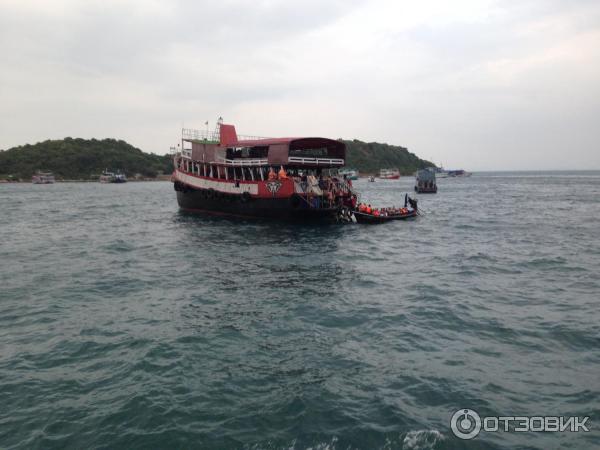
327, 190, 334, 206
278, 166, 288, 180
268, 167, 277, 181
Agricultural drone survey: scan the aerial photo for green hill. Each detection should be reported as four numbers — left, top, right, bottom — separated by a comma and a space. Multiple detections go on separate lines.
0, 138, 172, 180
0, 137, 433, 180
342, 139, 434, 174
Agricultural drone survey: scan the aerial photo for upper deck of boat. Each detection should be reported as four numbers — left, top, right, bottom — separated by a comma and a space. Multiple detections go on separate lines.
176, 123, 345, 169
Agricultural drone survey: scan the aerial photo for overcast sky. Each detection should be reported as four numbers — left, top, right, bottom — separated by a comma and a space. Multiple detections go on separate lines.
1, 0, 599, 170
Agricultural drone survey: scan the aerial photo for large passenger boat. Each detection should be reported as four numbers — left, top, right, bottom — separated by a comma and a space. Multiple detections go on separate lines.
171, 121, 357, 221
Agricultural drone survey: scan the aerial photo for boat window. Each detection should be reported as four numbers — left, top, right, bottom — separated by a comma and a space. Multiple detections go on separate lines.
226, 146, 268, 159
289, 147, 328, 157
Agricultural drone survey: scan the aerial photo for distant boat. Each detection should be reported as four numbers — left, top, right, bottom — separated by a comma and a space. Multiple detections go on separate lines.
415, 168, 437, 193
368, 176, 375, 182
32, 171, 55, 184
379, 168, 400, 179
434, 165, 470, 178
447, 169, 471, 177
338, 168, 359, 180
434, 166, 449, 178
100, 170, 127, 183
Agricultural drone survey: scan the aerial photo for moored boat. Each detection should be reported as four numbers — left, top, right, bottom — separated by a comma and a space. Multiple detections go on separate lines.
100, 170, 127, 183
447, 169, 471, 177
338, 168, 359, 180
435, 166, 449, 178
415, 168, 437, 193
379, 168, 400, 179
32, 171, 55, 184
112, 173, 127, 183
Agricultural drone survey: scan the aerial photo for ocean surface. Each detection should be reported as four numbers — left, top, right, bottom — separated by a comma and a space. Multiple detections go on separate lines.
1, 172, 599, 450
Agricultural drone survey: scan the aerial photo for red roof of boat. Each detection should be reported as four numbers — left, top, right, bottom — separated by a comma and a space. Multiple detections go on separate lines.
236, 137, 303, 146
219, 123, 341, 148
219, 123, 296, 146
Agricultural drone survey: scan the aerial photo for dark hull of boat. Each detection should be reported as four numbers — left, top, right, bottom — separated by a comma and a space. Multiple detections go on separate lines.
175, 184, 338, 221
415, 186, 437, 193
354, 210, 417, 223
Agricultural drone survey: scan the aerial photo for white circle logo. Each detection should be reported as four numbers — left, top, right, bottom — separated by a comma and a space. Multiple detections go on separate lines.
451, 409, 482, 440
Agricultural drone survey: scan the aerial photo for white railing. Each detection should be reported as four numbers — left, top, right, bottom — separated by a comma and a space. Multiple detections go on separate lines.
236, 134, 272, 142
217, 158, 269, 166
288, 156, 344, 166
182, 127, 272, 144
182, 127, 220, 142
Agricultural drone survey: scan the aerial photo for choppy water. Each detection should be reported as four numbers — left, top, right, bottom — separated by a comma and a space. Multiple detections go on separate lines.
1, 172, 599, 450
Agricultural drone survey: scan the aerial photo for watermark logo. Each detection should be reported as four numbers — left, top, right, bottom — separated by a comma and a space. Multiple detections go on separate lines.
451, 409, 481, 440
450, 409, 590, 439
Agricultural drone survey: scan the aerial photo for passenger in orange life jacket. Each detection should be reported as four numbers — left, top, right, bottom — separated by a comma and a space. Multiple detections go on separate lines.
278, 166, 288, 180
366, 204, 372, 214
268, 167, 277, 180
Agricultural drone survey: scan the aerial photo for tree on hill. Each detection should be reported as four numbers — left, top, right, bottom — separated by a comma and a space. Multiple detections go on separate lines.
0, 138, 173, 180
342, 139, 435, 174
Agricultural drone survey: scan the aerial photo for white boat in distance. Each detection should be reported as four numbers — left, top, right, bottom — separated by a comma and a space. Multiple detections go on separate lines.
379, 168, 400, 179
32, 171, 55, 184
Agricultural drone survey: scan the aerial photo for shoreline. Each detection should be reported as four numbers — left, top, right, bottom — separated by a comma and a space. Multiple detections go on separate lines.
0, 176, 172, 183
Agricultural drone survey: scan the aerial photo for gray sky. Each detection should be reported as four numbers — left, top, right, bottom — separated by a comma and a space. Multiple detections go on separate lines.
1, 0, 599, 170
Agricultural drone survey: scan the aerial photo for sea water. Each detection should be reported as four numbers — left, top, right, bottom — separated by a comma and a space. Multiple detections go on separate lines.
1, 172, 599, 449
